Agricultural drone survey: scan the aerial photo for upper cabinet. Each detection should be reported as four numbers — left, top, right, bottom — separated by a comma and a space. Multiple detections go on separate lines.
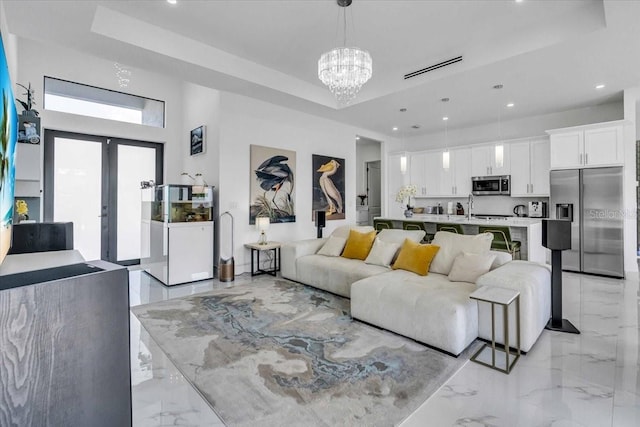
409, 152, 427, 196
439, 147, 471, 196
548, 121, 624, 169
510, 138, 550, 197
471, 144, 510, 176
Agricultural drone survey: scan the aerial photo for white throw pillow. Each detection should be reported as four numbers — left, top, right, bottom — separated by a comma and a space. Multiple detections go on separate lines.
364, 239, 400, 267
331, 225, 375, 239
448, 252, 497, 283
429, 231, 493, 275
489, 250, 512, 270
317, 236, 347, 257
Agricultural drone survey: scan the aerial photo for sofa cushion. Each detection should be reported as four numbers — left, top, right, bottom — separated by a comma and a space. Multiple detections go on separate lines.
317, 235, 347, 256
296, 255, 388, 298
490, 250, 512, 270
351, 270, 479, 356
342, 230, 377, 260
392, 239, 440, 276
331, 225, 374, 239
364, 239, 399, 267
448, 252, 496, 283
430, 231, 493, 275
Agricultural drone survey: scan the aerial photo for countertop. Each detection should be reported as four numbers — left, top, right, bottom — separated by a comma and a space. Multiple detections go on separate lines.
375, 214, 543, 227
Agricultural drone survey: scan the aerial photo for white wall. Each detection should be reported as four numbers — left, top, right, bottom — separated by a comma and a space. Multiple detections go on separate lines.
218, 92, 388, 273
181, 82, 220, 189
16, 38, 184, 182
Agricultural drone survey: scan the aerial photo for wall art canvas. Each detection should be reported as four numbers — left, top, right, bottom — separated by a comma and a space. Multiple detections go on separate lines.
312, 154, 345, 221
18, 115, 40, 144
0, 32, 18, 264
190, 125, 205, 156
250, 144, 295, 224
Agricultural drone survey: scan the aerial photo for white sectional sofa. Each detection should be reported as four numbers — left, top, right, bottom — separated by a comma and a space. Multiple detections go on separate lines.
281, 225, 551, 356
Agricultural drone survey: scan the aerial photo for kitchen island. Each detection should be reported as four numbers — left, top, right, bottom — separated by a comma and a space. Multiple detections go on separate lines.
375, 214, 547, 264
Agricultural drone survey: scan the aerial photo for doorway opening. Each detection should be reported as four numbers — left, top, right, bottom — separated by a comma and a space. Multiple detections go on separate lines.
43, 130, 163, 264
356, 136, 382, 226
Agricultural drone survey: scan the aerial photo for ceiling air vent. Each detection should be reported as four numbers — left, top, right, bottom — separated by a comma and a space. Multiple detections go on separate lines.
404, 56, 463, 80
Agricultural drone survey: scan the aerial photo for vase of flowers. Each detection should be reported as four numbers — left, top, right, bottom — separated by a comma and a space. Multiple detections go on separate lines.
396, 184, 417, 218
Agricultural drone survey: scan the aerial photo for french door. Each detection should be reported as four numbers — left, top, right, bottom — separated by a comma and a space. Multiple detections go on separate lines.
44, 130, 163, 264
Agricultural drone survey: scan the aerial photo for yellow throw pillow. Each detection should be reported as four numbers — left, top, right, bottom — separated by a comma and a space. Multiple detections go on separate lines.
342, 229, 377, 260
392, 239, 440, 276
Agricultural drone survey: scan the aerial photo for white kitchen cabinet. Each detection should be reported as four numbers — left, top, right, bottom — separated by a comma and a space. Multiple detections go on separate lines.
439, 147, 471, 196
548, 121, 623, 169
409, 152, 427, 196
423, 151, 442, 196
471, 143, 510, 176
530, 139, 550, 196
510, 138, 550, 197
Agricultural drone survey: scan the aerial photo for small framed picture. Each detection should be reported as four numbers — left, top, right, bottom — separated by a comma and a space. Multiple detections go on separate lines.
18, 115, 41, 144
190, 125, 206, 156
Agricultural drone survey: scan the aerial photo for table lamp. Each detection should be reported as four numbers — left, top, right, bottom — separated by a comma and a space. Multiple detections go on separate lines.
256, 217, 270, 245
542, 219, 580, 334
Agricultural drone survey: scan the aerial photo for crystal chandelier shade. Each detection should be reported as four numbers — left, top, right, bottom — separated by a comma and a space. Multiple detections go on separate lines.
318, 0, 372, 105
318, 47, 372, 104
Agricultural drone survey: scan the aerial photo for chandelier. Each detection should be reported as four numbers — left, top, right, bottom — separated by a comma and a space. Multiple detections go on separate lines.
318, 0, 372, 105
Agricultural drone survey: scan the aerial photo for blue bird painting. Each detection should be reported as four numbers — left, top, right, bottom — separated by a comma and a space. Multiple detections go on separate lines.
250, 145, 296, 224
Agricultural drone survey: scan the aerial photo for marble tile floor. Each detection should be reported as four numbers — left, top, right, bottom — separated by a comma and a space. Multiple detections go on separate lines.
128, 270, 640, 427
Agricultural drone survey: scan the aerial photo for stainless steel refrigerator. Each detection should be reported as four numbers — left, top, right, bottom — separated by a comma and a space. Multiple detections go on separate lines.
549, 167, 624, 278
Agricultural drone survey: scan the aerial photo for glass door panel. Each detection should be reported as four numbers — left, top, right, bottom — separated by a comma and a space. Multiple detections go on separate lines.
53, 137, 103, 260
116, 144, 157, 262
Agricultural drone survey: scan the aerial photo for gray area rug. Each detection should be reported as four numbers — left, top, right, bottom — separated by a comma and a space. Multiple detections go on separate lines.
132, 277, 478, 426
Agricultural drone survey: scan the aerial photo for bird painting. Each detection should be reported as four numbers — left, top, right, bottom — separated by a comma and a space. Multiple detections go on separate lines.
312, 154, 345, 221
317, 159, 343, 216
250, 145, 296, 223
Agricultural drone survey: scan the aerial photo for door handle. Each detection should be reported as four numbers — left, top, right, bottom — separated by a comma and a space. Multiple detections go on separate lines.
579, 153, 583, 164
585, 153, 588, 164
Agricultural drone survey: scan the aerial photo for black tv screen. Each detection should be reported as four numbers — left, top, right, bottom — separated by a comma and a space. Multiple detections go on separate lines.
0, 31, 18, 265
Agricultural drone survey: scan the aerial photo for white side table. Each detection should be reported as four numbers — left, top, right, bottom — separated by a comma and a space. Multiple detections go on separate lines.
470, 286, 521, 374
244, 242, 281, 277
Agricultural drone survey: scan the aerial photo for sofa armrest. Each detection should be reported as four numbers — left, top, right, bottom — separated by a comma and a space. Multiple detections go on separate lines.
281, 238, 328, 281
475, 260, 551, 352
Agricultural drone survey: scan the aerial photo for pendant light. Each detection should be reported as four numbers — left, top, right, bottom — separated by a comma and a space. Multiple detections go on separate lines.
494, 84, 504, 169
318, 0, 373, 105
441, 97, 450, 170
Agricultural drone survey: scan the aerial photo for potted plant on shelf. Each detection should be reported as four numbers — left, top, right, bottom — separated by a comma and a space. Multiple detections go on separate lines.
396, 184, 417, 218
16, 83, 39, 117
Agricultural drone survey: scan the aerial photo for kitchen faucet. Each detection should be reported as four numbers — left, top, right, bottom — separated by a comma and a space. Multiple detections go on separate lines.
467, 193, 474, 220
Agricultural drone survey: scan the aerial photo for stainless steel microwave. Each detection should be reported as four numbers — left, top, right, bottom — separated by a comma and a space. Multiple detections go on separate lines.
471, 175, 510, 196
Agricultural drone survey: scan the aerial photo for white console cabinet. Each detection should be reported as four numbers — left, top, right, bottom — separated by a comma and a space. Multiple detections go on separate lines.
548, 121, 624, 169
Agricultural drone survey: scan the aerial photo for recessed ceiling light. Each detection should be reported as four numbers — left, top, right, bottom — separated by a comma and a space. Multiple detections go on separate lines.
400, 108, 407, 112
392, 127, 398, 131
355, 136, 360, 140
442, 116, 449, 121
595, 84, 605, 89
411, 125, 420, 129
515, 0, 524, 3
507, 103, 515, 107
167, 0, 177, 4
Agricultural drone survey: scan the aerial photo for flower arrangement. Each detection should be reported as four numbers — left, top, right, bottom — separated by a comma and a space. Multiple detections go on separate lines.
395, 184, 417, 208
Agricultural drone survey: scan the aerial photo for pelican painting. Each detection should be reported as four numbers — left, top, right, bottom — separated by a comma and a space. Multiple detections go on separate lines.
250, 145, 296, 224
312, 154, 345, 221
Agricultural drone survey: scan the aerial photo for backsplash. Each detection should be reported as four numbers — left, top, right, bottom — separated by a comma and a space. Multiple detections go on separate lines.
412, 196, 549, 216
